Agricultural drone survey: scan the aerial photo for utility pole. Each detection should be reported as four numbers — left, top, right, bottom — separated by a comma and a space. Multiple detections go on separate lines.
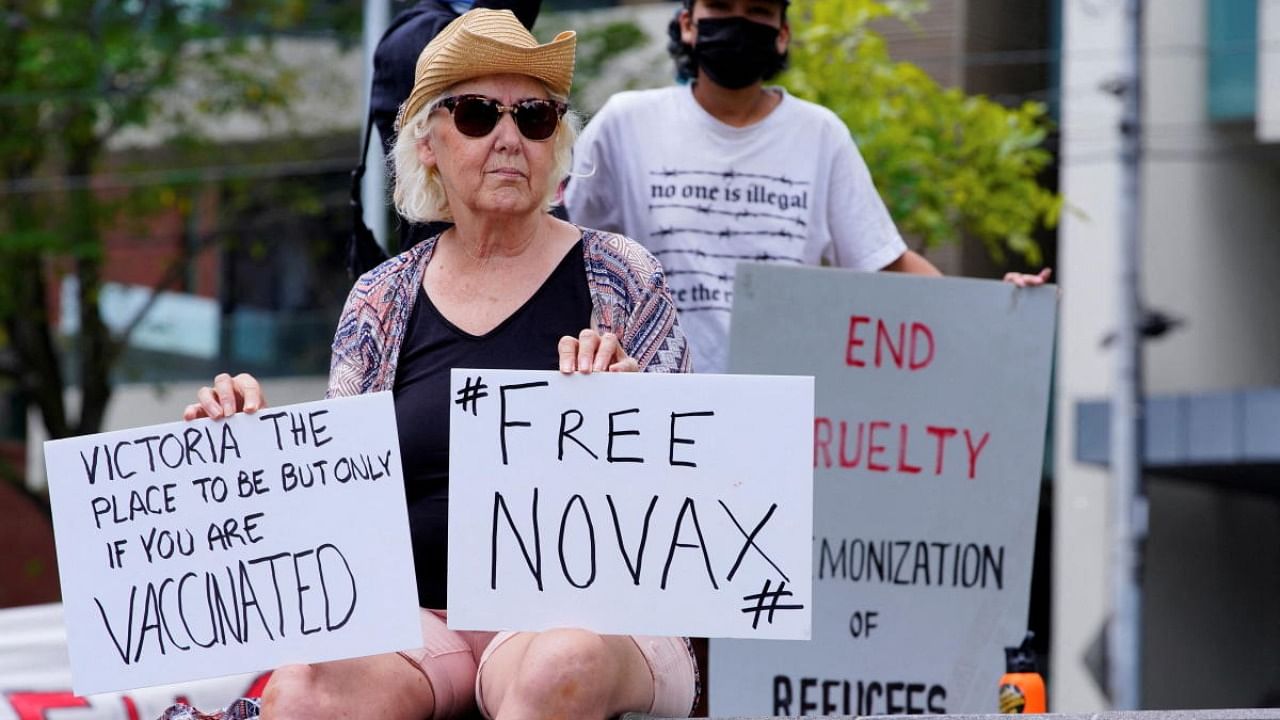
362, 0, 391, 250
1110, 0, 1146, 710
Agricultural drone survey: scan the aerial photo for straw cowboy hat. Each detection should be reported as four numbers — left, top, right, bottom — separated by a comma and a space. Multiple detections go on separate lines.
396, 9, 576, 132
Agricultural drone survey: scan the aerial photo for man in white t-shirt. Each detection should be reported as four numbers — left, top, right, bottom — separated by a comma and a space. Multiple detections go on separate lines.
566, 0, 1047, 373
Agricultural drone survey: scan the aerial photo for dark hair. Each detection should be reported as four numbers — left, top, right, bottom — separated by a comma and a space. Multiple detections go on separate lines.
665, 4, 789, 84
666, 10, 698, 83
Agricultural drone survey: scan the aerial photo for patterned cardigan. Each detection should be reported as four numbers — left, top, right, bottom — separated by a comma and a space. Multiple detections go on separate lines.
326, 226, 692, 398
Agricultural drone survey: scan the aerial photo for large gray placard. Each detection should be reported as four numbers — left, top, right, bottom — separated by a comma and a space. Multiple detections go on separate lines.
710, 264, 1057, 716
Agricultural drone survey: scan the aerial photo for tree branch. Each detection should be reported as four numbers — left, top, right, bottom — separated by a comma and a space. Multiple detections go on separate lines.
1, 193, 70, 439
108, 224, 225, 365
99, 50, 182, 142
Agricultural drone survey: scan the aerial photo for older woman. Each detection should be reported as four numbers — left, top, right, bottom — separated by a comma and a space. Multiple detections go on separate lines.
182, 9, 696, 720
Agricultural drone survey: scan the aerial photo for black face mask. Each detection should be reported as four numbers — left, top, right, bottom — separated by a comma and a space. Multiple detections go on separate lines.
692, 16, 783, 90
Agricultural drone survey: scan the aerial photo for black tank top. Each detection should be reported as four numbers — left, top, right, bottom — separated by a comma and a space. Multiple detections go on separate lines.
392, 239, 591, 608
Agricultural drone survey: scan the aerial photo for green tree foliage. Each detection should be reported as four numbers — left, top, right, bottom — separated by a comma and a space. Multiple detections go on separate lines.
566, 19, 647, 109
535, 15, 650, 111
781, 0, 1060, 265
0, 1, 351, 475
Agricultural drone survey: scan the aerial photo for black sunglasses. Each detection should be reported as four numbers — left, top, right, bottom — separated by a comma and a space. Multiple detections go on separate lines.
431, 94, 568, 141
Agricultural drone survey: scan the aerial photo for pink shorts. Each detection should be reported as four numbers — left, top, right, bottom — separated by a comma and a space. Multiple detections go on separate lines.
397, 609, 697, 719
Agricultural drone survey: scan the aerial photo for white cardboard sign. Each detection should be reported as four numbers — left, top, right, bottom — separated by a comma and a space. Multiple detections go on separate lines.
712, 265, 1057, 716
43, 392, 421, 696
446, 370, 814, 640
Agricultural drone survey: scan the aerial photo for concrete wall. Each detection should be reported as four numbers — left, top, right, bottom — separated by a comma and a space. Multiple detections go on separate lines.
1142, 2, 1280, 392
1143, 480, 1280, 708
1261, 0, 1280, 141
877, 0, 967, 89
1132, 32, 1280, 710
1056, 0, 1280, 711
1054, 0, 1125, 708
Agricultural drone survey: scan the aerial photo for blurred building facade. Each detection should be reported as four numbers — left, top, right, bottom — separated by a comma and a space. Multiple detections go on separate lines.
18, 36, 367, 488
1056, 0, 1280, 710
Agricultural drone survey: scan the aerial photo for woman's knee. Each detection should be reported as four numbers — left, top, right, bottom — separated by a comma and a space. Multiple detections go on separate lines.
505, 630, 619, 709
261, 655, 438, 720
260, 664, 338, 720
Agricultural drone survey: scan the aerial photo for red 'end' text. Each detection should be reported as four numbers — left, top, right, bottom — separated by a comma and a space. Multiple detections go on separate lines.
845, 316, 935, 371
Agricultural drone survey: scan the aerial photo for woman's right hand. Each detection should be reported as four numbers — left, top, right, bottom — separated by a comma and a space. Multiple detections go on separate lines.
558, 330, 639, 373
183, 372, 267, 421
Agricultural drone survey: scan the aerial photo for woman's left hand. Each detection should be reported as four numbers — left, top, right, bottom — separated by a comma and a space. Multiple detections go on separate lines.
559, 329, 640, 373
1003, 268, 1053, 287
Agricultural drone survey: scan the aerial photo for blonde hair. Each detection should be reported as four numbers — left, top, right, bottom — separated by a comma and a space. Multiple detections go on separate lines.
391, 88, 581, 223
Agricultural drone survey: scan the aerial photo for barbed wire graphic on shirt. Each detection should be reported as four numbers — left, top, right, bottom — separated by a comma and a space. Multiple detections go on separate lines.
651, 248, 804, 264
650, 169, 810, 186
644, 166, 812, 318
648, 203, 808, 227
651, 227, 805, 241
665, 269, 735, 282
678, 305, 735, 313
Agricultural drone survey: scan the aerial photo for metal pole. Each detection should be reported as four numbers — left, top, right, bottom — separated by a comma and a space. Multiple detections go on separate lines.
362, 0, 391, 251
1109, 0, 1146, 710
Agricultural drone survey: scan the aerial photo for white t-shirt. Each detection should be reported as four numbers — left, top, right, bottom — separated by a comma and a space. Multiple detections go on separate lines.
566, 84, 907, 374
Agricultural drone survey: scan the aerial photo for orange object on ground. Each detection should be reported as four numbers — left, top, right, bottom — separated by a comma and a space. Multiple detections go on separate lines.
999, 632, 1046, 713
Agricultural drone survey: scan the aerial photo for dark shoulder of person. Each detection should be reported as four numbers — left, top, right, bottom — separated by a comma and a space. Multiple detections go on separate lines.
372, 0, 461, 154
